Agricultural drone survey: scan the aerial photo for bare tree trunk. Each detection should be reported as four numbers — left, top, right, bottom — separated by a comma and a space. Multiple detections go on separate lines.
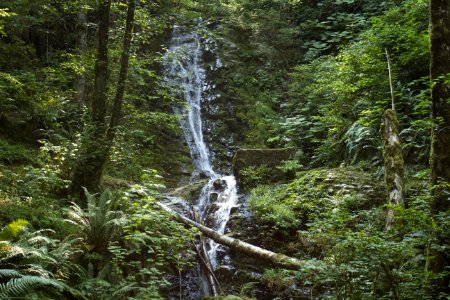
70, 0, 137, 202
381, 50, 404, 232
196, 238, 219, 296
158, 203, 304, 270
380, 109, 404, 231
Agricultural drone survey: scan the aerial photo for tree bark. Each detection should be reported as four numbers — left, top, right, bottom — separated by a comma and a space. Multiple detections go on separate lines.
158, 202, 304, 270
75, 6, 88, 104
70, 0, 111, 201
430, 0, 450, 212
70, 0, 136, 202
428, 0, 450, 292
107, 0, 136, 141
380, 109, 404, 231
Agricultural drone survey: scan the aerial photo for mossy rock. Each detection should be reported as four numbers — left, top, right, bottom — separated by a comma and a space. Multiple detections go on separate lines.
167, 180, 208, 204
232, 148, 295, 188
296, 167, 387, 207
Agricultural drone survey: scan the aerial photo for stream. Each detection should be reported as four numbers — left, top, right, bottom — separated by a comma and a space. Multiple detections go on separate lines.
164, 23, 238, 299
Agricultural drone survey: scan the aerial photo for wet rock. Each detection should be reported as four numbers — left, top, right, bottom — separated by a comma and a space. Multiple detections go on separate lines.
191, 170, 210, 180
210, 192, 219, 202
204, 203, 221, 227
213, 178, 226, 190
203, 296, 243, 300
215, 245, 229, 261
168, 180, 208, 204
230, 205, 239, 215
215, 265, 236, 281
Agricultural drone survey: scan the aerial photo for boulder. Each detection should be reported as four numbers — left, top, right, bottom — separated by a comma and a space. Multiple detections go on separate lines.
168, 180, 208, 204
213, 178, 226, 190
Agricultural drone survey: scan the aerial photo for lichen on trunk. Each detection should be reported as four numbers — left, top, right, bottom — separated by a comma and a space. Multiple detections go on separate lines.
380, 109, 404, 231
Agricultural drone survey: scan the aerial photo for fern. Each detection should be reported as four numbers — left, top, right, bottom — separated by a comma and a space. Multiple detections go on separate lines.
66, 190, 126, 255
0, 269, 20, 279
342, 122, 380, 165
0, 274, 63, 299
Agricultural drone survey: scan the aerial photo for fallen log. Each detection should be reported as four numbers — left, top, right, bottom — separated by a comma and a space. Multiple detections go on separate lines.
158, 202, 304, 270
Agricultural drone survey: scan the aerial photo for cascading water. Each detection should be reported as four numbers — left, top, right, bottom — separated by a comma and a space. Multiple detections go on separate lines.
164, 23, 237, 298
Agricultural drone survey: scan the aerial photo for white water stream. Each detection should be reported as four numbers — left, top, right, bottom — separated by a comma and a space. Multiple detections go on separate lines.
164, 24, 238, 294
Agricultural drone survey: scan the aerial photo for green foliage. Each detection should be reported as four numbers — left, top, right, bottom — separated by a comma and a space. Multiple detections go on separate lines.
0, 219, 29, 241
105, 172, 196, 298
66, 190, 126, 257
250, 185, 300, 231
0, 8, 14, 37
239, 165, 270, 189
60, 172, 196, 299
0, 139, 35, 164
19, 165, 70, 200
0, 272, 64, 299
254, 176, 449, 299
249, 168, 384, 234
0, 223, 81, 299
276, 160, 303, 178
342, 122, 381, 166
276, 0, 430, 167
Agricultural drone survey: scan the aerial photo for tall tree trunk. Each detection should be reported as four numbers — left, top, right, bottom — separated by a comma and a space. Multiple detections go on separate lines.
70, 0, 136, 202
428, 0, 450, 292
430, 0, 450, 211
75, 5, 88, 104
107, 0, 136, 141
70, 0, 111, 201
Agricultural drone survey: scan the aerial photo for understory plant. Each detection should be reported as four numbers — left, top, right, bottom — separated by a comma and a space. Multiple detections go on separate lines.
258, 187, 449, 299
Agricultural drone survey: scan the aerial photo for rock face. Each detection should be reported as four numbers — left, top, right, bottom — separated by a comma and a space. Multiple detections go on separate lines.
168, 180, 208, 204
232, 148, 295, 188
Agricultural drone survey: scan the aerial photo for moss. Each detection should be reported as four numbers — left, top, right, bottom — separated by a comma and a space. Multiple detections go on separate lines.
232, 148, 295, 188
380, 109, 404, 207
249, 167, 386, 234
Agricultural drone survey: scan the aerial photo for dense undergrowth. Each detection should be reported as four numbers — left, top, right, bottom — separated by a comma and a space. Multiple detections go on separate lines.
244, 168, 449, 299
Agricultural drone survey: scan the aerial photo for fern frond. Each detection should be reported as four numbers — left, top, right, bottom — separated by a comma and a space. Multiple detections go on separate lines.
31, 229, 56, 236
19, 263, 52, 277
0, 269, 21, 279
28, 235, 54, 247
0, 275, 63, 299
0, 245, 25, 264
111, 282, 137, 297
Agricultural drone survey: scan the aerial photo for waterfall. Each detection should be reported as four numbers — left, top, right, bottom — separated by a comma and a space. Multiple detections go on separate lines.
164, 23, 238, 297
165, 25, 216, 177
